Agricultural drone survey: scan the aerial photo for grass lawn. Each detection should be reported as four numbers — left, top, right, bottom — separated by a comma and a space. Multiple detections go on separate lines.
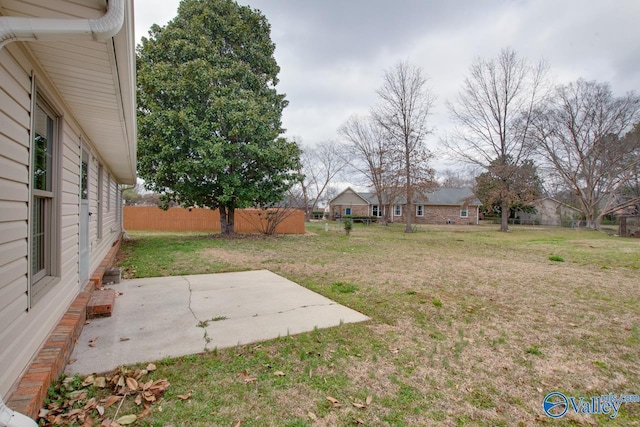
62, 223, 640, 425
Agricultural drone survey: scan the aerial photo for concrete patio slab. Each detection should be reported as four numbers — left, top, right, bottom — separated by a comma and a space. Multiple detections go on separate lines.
65, 270, 369, 376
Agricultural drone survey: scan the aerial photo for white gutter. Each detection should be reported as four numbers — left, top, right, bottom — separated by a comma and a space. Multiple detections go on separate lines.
0, 0, 124, 50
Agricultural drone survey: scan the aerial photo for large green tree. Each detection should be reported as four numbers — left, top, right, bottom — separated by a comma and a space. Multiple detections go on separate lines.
475, 158, 542, 218
137, 0, 300, 234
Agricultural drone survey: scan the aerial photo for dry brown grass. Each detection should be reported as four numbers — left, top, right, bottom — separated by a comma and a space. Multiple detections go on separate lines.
112, 223, 640, 426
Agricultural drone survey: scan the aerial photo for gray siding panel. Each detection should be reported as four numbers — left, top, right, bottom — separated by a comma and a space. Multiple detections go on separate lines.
0, 201, 28, 222
0, 221, 27, 245
0, 239, 27, 273
0, 133, 29, 165
0, 258, 27, 300
0, 276, 26, 314
0, 154, 28, 184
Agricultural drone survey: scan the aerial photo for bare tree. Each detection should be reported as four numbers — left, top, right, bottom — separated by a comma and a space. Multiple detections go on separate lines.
445, 47, 549, 231
296, 139, 347, 221
243, 207, 299, 235
530, 79, 640, 228
373, 60, 435, 233
437, 167, 479, 188
339, 114, 398, 225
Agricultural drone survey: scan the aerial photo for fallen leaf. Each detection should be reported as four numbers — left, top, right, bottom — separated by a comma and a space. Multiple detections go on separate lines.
356, 418, 365, 424
94, 377, 107, 388
138, 404, 152, 419
119, 337, 130, 342
134, 393, 142, 406
234, 421, 242, 427
149, 379, 170, 392
366, 395, 373, 405
243, 377, 257, 383
103, 395, 122, 408
83, 375, 95, 387
274, 371, 286, 377
126, 377, 138, 392
146, 363, 156, 371
390, 348, 400, 354
83, 416, 94, 427
100, 419, 111, 427
177, 392, 192, 400
326, 396, 341, 407
142, 391, 156, 402
308, 412, 317, 421
83, 397, 97, 410
352, 402, 366, 409
115, 414, 137, 425
96, 405, 105, 416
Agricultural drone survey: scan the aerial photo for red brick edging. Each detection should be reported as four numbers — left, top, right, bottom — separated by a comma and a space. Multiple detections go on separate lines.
6, 235, 123, 419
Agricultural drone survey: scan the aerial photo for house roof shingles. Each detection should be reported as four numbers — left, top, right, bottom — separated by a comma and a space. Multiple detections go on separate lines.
358, 187, 480, 206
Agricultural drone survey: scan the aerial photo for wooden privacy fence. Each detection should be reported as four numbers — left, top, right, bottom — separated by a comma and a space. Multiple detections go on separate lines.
124, 206, 305, 234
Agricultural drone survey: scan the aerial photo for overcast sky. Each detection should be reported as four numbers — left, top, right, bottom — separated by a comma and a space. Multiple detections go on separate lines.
134, 0, 640, 171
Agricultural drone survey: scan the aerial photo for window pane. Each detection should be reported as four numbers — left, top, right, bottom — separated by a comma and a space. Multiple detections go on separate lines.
81, 158, 88, 200
33, 104, 53, 191
32, 196, 46, 276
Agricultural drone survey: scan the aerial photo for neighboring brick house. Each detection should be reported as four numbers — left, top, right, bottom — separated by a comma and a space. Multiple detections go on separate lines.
330, 187, 481, 225
329, 187, 371, 219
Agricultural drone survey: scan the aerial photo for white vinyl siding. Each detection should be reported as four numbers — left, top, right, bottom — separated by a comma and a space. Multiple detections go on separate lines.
0, 44, 125, 397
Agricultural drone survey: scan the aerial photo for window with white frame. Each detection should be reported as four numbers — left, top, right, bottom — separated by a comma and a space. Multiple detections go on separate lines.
394, 205, 402, 216
31, 92, 59, 300
416, 205, 424, 217
372, 205, 381, 217
460, 207, 469, 218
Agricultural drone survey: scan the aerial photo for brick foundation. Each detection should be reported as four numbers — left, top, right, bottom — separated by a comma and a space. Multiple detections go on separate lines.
6, 234, 123, 419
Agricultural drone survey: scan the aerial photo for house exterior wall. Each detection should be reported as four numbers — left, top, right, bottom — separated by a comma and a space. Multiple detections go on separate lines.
329, 189, 369, 218
0, 43, 124, 397
389, 204, 479, 225
517, 198, 582, 226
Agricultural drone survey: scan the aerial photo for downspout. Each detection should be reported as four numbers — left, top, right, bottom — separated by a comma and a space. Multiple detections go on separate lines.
0, 394, 36, 427
0, 0, 124, 50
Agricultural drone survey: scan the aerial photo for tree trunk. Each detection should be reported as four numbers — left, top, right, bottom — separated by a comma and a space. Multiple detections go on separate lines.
405, 156, 413, 233
219, 205, 236, 235
500, 200, 509, 232
375, 191, 388, 226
